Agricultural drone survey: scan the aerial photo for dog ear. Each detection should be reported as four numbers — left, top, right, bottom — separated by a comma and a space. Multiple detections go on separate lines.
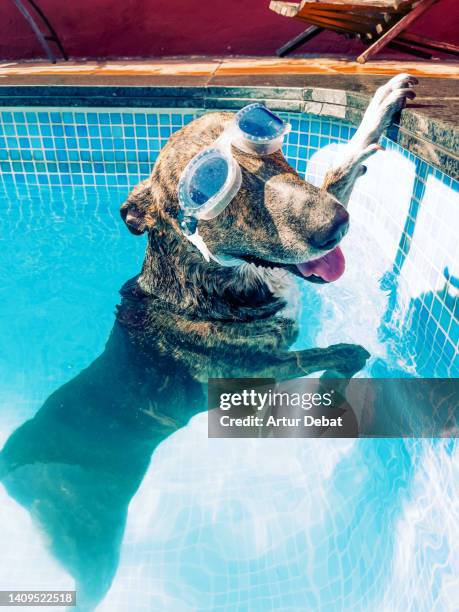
120, 179, 153, 235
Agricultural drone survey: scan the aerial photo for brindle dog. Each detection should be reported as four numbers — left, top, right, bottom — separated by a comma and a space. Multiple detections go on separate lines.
0, 75, 417, 609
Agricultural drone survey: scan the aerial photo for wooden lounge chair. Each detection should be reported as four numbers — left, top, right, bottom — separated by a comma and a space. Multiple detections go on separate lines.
270, 0, 459, 63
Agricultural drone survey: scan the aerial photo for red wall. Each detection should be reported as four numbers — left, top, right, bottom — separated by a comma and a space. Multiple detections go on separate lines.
1, 0, 458, 60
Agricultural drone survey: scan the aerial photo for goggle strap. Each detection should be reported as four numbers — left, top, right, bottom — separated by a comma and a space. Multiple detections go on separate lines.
184, 228, 241, 267
184, 228, 212, 262
213, 125, 236, 151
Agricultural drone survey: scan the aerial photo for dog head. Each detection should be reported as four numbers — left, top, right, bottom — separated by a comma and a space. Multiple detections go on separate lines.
120, 112, 349, 290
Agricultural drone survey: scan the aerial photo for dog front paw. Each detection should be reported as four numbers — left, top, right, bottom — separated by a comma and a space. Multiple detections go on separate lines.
373, 73, 417, 124
328, 343, 370, 376
359, 73, 418, 146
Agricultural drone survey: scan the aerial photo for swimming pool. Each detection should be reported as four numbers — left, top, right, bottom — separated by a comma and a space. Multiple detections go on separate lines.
0, 107, 458, 611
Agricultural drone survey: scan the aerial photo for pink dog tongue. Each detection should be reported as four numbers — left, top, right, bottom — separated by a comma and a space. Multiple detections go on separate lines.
296, 246, 345, 282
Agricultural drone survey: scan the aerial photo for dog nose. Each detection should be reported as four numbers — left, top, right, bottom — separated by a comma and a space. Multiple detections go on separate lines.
310, 206, 349, 251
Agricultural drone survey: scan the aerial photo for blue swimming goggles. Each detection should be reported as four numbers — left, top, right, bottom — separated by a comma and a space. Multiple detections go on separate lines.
178, 104, 291, 265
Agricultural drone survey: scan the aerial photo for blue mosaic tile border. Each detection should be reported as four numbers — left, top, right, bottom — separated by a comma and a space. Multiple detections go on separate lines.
0, 108, 359, 187
0, 107, 458, 377
0, 109, 196, 187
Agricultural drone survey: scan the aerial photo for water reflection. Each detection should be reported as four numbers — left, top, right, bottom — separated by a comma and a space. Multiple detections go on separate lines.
380, 173, 459, 376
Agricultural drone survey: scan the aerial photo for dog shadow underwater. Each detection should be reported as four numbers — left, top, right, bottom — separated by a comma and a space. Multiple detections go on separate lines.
0, 272, 370, 610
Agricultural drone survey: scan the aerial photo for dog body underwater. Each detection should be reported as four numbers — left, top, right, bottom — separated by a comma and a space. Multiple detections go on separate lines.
0, 74, 417, 609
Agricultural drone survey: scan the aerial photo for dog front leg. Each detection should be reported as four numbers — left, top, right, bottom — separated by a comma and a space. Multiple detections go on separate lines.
253, 343, 369, 381
321, 73, 417, 206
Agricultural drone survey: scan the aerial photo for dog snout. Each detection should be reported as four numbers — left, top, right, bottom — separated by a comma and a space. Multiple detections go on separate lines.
310, 205, 349, 251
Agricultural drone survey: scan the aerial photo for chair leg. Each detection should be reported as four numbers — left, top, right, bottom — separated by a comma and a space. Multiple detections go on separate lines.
277, 26, 323, 57
27, 0, 68, 61
11, 0, 56, 62
11, 0, 68, 62
357, 0, 438, 63
387, 41, 432, 60
398, 33, 459, 58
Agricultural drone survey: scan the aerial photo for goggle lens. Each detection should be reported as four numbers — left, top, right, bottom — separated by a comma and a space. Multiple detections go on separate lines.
188, 155, 229, 208
237, 105, 286, 140
178, 104, 285, 219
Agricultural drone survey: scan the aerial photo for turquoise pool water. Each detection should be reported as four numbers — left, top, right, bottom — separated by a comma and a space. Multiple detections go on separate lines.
0, 108, 458, 611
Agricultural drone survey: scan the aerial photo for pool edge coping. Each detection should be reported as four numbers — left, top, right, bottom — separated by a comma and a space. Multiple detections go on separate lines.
0, 83, 457, 180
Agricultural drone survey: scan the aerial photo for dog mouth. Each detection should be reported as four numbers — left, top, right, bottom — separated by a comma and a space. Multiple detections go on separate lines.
294, 246, 345, 283
240, 245, 346, 284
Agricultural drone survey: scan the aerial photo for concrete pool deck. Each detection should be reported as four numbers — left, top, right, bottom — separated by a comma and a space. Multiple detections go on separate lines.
0, 57, 458, 78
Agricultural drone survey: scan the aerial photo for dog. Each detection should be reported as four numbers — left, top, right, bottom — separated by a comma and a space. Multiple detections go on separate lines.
0, 74, 417, 609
